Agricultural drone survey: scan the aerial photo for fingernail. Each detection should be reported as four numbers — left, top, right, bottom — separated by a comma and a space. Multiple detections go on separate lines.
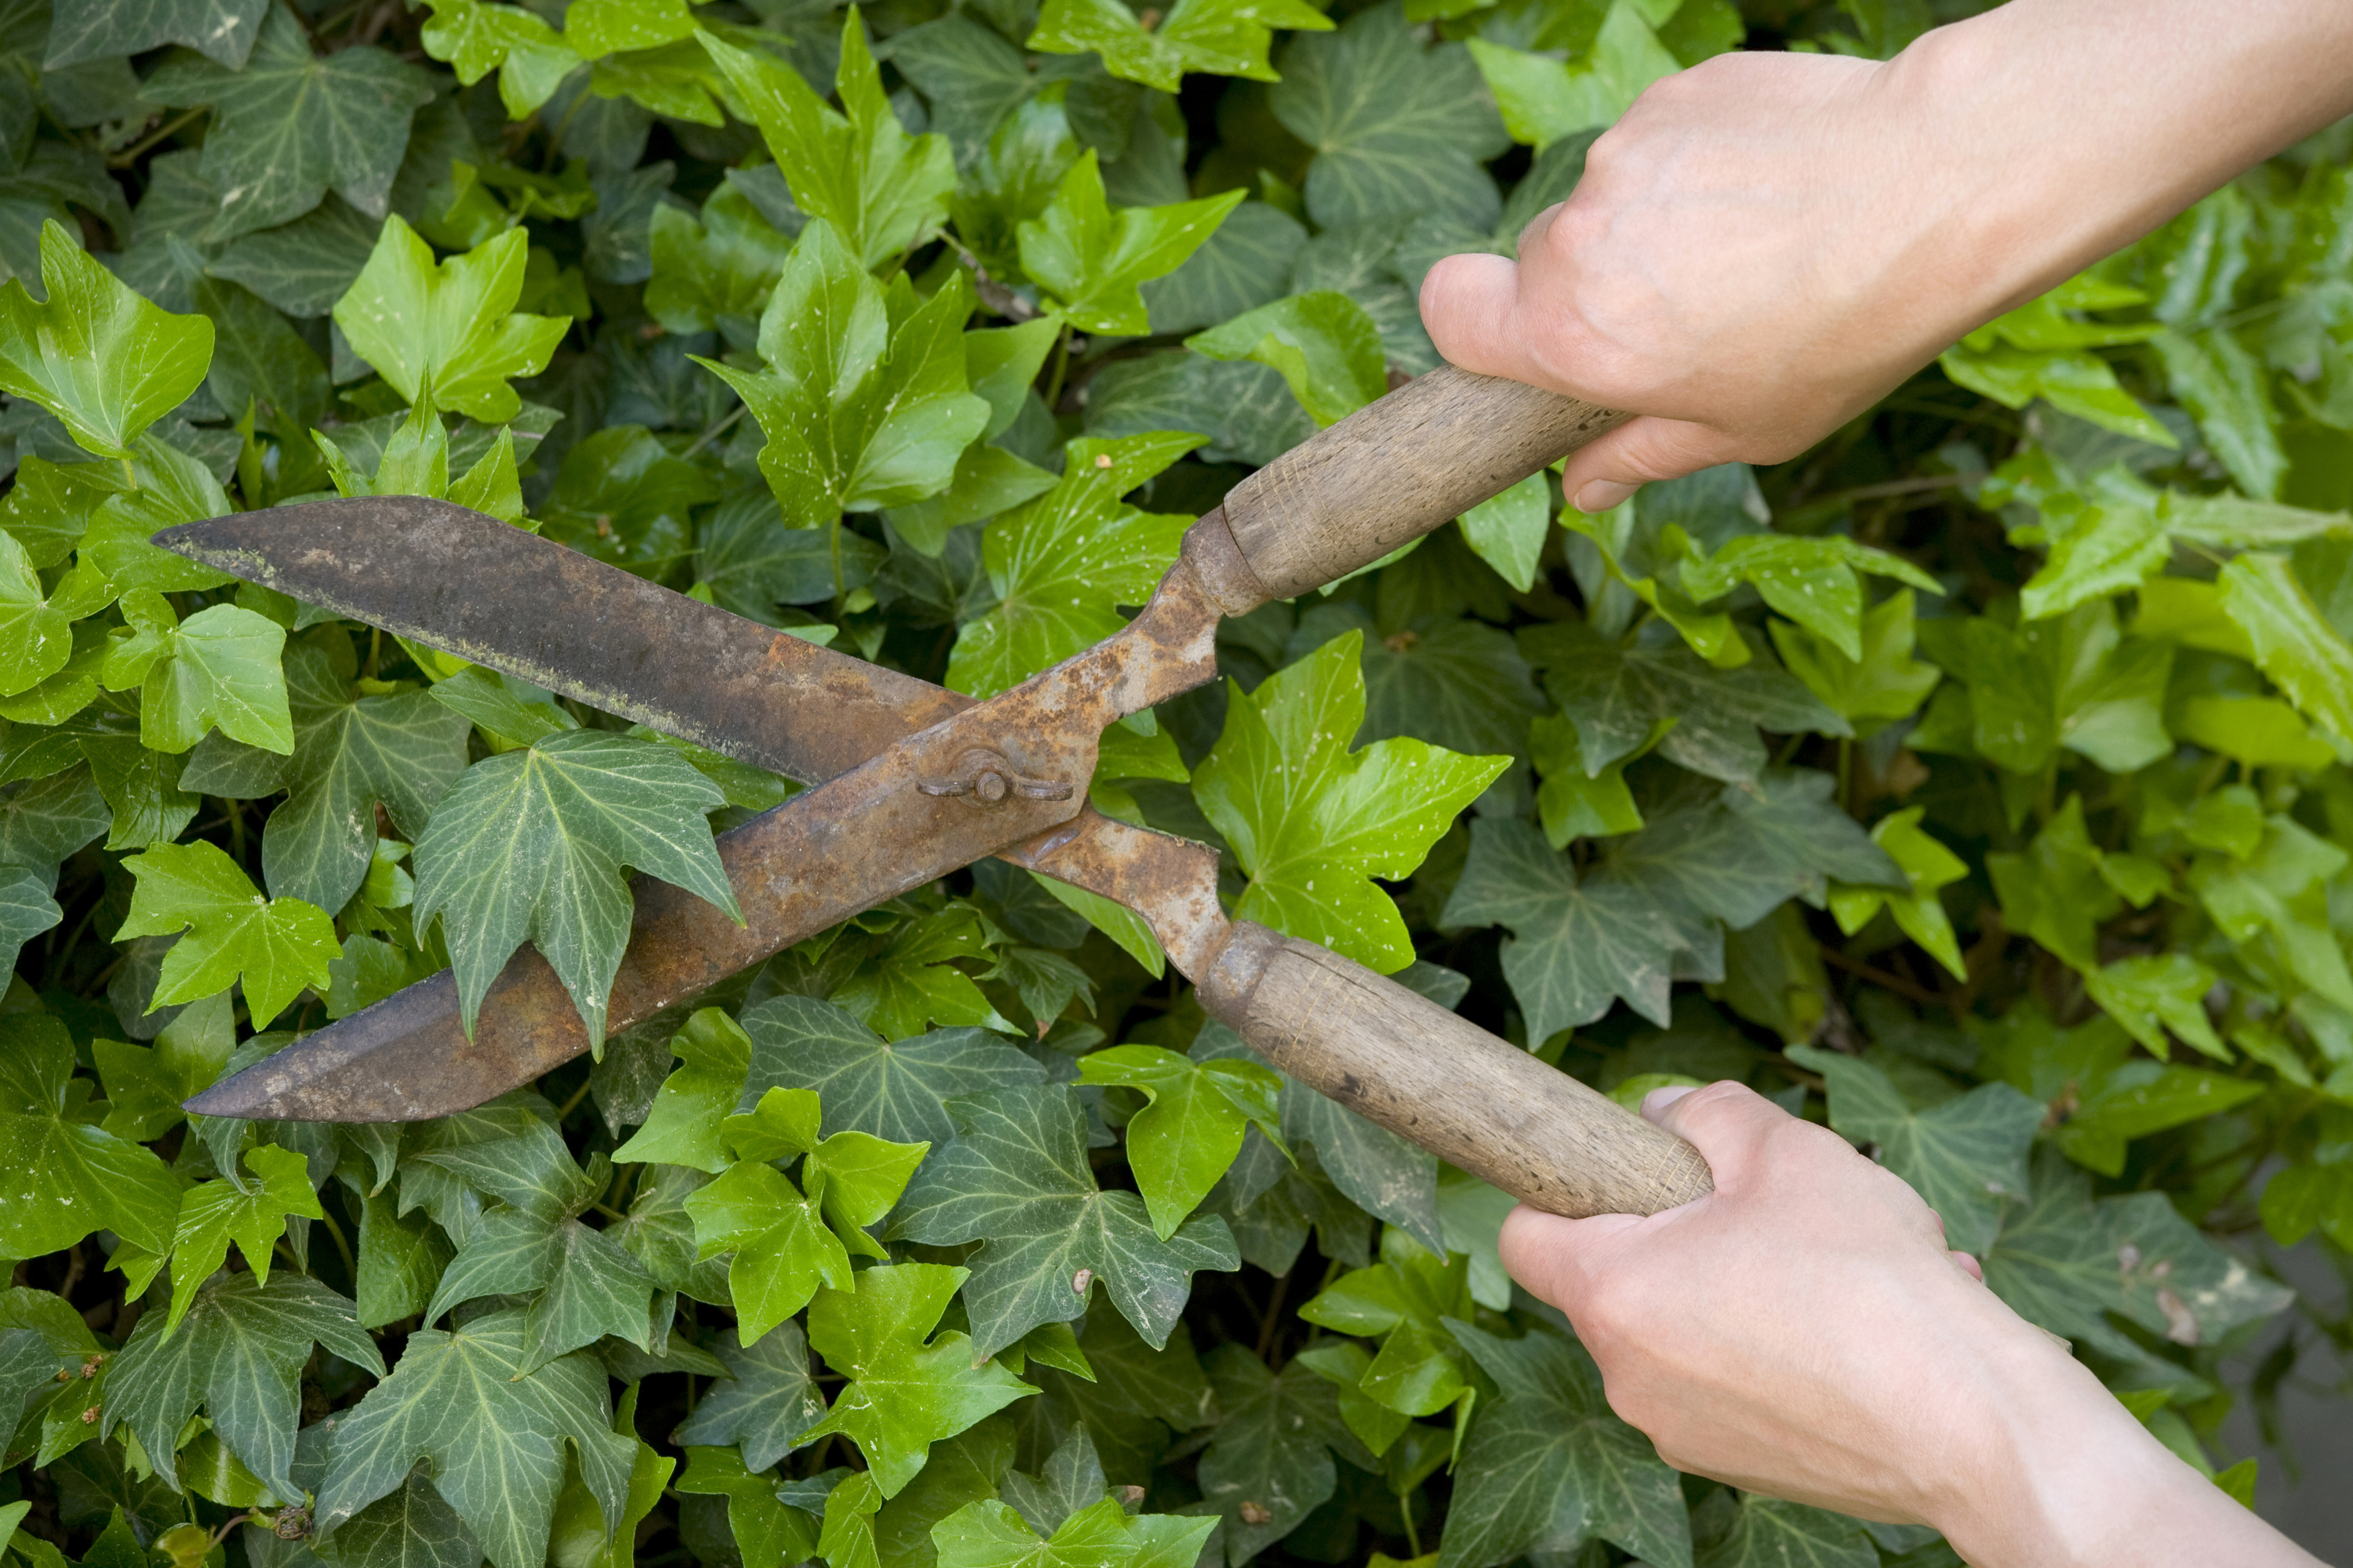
1640, 1084, 1698, 1119
1574, 479, 1638, 513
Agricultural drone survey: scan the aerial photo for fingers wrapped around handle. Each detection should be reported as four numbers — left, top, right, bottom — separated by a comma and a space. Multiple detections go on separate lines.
1202, 364, 1626, 608
1197, 922, 1712, 1219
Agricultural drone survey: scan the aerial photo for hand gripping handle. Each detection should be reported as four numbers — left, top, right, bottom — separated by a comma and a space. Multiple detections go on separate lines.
1197, 923, 1713, 1218
1204, 364, 1627, 607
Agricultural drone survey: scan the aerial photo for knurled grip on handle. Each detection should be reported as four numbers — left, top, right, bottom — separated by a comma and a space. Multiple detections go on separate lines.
1198, 922, 1713, 1218
1208, 364, 1627, 607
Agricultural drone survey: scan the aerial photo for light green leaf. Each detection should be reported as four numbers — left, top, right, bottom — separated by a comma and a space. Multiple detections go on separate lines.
797, 1262, 1036, 1497
163, 1145, 325, 1333
673, 1446, 818, 1568
2218, 550, 2353, 744
697, 13, 955, 269
1193, 630, 1509, 973
1185, 291, 1386, 427
0, 220, 212, 458
1457, 471, 1552, 592
929, 1497, 1216, 1568
333, 219, 570, 422
1018, 151, 1244, 335
410, 730, 738, 1047
611, 1008, 752, 1173
831, 905, 1016, 1040
1768, 588, 1941, 730
893, 1085, 1238, 1356
1527, 710, 1660, 846
116, 840, 341, 1027
117, 601, 293, 757
1029, 0, 1331, 93
1467, 0, 1681, 149
698, 220, 988, 530
1676, 533, 1940, 662
1078, 1044, 1286, 1238
948, 431, 1202, 699
1828, 807, 1968, 980
0, 1013, 181, 1258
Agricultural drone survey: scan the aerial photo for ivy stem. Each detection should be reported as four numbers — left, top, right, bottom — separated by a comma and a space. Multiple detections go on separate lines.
315, 1203, 356, 1283
1042, 324, 1073, 412
681, 404, 746, 462
1401, 1496, 1421, 1558
556, 1074, 596, 1122
1835, 737, 1853, 813
107, 107, 208, 169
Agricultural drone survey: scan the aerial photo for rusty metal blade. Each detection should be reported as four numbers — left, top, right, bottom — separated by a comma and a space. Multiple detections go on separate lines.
153, 498, 967, 783
176, 523, 1235, 1121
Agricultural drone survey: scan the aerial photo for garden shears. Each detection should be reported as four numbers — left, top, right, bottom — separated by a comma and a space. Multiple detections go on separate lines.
161, 366, 1715, 1220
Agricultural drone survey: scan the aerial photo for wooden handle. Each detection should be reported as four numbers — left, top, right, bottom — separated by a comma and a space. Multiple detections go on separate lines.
1197, 923, 1712, 1218
1209, 365, 1627, 605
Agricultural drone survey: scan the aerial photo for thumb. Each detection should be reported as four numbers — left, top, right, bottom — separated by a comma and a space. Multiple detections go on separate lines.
1419, 251, 1565, 392
1497, 1204, 1644, 1314
1557, 415, 1748, 514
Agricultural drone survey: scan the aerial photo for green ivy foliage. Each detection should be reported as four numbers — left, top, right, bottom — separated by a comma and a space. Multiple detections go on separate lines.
0, 0, 2347, 1566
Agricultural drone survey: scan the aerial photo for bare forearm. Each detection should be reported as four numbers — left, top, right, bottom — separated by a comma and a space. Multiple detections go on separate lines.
1903, 0, 2353, 322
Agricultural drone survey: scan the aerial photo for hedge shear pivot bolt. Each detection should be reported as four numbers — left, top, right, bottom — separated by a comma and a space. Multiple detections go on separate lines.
916, 747, 1073, 804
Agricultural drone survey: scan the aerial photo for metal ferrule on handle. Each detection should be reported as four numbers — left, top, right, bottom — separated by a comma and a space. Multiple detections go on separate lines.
1197, 923, 1713, 1219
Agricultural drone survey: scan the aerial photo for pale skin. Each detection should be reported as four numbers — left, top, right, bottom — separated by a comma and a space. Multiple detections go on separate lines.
1423, 3, 2353, 1563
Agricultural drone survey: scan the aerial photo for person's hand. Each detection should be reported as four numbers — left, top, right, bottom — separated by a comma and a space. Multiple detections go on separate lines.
1419, 0, 2353, 515
1501, 1082, 2325, 1568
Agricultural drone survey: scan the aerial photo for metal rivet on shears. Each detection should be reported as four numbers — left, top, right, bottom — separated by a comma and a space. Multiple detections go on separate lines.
917, 747, 1073, 804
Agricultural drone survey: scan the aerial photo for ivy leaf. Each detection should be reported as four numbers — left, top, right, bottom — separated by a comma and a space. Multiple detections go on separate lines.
162, 1145, 325, 1333
2217, 550, 2353, 744
685, 1091, 929, 1345
0, 532, 86, 699
1528, 710, 1662, 846
1194, 1342, 1365, 1563
672, 1446, 818, 1568
425, 1203, 660, 1377
106, 1272, 380, 1503
739, 996, 1047, 1146
1519, 621, 1848, 784
410, 730, 738, 1048
1017, 152, 1245, 336
1186, 291, 1387, 427
1456, 470, 1552, 593
797, 1262, 1036, 1497
893, 1085, 1239, 1357
314, 1310, 637, 1568
333, 219, 570, 422
1786, 1045, 2040, 1256
1299, 1227, 1473, 1420
0, 221, 213, 458
1269, 5, 1510, 231
1693, 1495, 1872, 1568
262, 642, 473, 914
1078, 1045, 1286, 1239
930, 1497, 1216, 1568
1676, 534, 1940, 662
43, 0, 269, 70
697, 14, 955, 269
116, 840, 340, 1027
1028, 0, 1331, 93
145, 7, 434, 242
0, 1013, 180, 1258
643, 182, 796, 339
1192, 630, 1509, 973
1143, 200, 1307, 336
1466, 2, 1680, 150
1828, 808, 1969, 980
103, 597, 293, 757
831, 905, 1017, 1041
1767, 588, 1942, 732
697, 220, 987, 529
611, 1008, 752, 1173
670, 1323, 826, 1473
1436, 1317, 1690, 1568
948, 432, 1202, 699
1443, 816, 1681, 1038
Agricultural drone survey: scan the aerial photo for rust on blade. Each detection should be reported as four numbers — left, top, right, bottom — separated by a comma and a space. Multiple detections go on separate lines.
183, 519, 1242, 1122
153, 498, 967, 784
